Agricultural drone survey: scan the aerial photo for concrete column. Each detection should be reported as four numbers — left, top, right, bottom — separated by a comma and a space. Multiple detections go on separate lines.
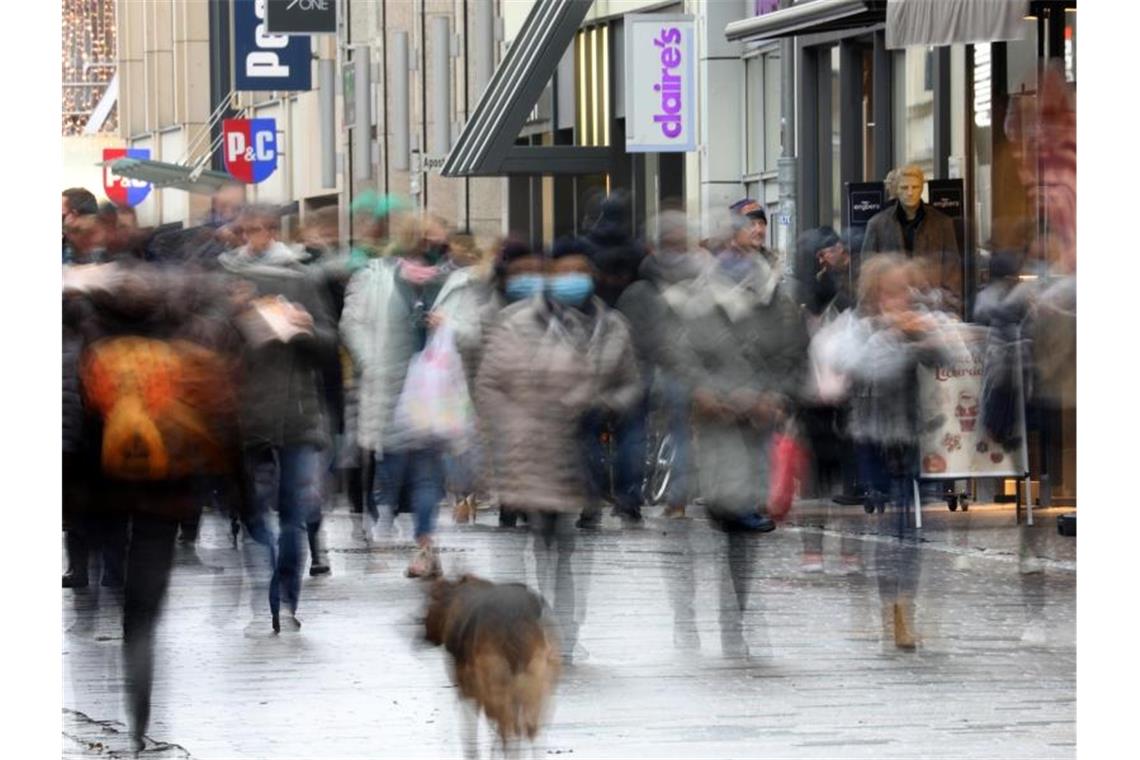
696, 0, 746, 238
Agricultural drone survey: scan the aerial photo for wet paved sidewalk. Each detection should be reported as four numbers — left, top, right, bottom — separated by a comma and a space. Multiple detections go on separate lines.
62, 498, 1075, 759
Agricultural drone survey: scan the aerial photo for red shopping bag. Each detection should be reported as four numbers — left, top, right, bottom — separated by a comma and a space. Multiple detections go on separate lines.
768, 432, 808, 523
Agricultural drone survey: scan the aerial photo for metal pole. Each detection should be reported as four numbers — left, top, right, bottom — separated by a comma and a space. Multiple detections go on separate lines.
354, 46, 373, 181
471, 0, 494, 100
392, 32, 410, 171
778, 0, 798, 274
1026, 475, 1034, 526
431, 16, 452, 155
319, 59, 336, 189
913, 479, 923, 529
337, 0, 349, 253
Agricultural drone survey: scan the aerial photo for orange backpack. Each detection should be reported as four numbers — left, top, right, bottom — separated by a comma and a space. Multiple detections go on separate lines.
80, 337, 237, 480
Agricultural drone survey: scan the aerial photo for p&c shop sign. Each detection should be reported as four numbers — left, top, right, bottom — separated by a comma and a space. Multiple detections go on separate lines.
234, 0, 313, 91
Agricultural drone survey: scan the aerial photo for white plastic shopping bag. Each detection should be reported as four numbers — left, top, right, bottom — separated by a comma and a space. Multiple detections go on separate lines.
393, 325, 474, 447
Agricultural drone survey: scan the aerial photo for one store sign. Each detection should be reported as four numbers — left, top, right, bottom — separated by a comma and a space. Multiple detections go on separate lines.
234, 0, 313, 91
625, 14, 697, 153
102, 148, 152, 207
223, 118, 279, 183
265, 0, 337, 35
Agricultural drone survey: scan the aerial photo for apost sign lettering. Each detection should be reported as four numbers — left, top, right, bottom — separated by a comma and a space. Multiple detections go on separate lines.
625, 15, 696, 153
234, 0, 312, 91
223, 118, 279, 183
102, 148, 152, 207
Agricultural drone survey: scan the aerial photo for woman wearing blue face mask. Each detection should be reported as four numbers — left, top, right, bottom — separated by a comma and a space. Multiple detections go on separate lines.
476, 239, 547, 528
476, 236, 642, 665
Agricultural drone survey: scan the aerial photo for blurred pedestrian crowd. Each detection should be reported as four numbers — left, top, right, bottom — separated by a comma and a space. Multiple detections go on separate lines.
61, 64, 1076, 754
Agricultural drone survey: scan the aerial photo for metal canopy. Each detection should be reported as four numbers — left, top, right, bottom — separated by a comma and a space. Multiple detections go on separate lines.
725, 0, 887, 43
102, 158, 238, 195
441, 0, 603, 177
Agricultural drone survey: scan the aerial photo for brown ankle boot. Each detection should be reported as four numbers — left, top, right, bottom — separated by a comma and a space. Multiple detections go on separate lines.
454, 496, 473, 524
893, 599, 917, 650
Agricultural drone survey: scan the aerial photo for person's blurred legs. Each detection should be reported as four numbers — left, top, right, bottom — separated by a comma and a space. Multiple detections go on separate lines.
122, 514, 178, 749
666, 518, 699, 648
276, 445, 321, 623
63, 453, 91, 588
97, 512, 129, 588
241, 447, 282, 628
576, 412, 607, 529
307, 519, 329, 575
405, 448, 445, 578
614, 396, 649, 521
63, 522, 90, 588
531, 512, 579, 662
663, 377, 692, 518
871, 444, 920, 650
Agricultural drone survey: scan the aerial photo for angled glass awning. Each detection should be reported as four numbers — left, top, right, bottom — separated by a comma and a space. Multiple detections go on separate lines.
441, 0, 610, 177
725, 0, 887, 43
885, 0, 1028, 49
102, 157, 238, 195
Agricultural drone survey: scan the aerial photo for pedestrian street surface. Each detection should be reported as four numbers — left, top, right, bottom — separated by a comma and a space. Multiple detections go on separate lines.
62, 499, 1076, 759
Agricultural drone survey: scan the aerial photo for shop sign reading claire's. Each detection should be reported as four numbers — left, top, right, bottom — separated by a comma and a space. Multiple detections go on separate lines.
625, 15, 696, 153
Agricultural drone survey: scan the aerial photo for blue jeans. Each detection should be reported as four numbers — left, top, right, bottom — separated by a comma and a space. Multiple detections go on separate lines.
242, 444, 323, 617
855, 442, 920, 599
372, 448, 444, 540
614, 395, 649, 515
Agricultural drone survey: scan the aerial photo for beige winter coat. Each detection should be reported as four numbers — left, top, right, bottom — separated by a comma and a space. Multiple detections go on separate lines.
475, 296, 641, 513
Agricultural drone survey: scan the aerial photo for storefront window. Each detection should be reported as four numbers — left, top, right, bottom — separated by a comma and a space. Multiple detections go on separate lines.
1065, 8, 1076, 82
764, 53, 781, 172
745, 51, 782, 177
895, 45, 935, 180
971, 43, 993, 275
745, 56, 764, 176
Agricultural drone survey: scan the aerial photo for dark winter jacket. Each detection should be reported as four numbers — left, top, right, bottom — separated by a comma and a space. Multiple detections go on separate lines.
218, 242, 337, 450
862, 201, 961, 300
614, 249, 709, 385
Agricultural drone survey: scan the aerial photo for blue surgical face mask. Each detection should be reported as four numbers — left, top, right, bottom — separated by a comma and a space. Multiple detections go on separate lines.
546, 273, 594, 307
505, 273, 545, 302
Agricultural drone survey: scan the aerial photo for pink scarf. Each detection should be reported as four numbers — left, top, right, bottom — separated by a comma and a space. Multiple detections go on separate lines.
398, 258, 441, 287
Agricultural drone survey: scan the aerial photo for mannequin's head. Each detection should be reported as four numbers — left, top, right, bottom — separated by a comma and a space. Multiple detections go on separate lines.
896, 165, 925, 214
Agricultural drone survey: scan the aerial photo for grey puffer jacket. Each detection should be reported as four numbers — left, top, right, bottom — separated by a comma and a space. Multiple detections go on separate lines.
476, 296, 641, 514
218, 242, 337, 450
662, 257, 809, 515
